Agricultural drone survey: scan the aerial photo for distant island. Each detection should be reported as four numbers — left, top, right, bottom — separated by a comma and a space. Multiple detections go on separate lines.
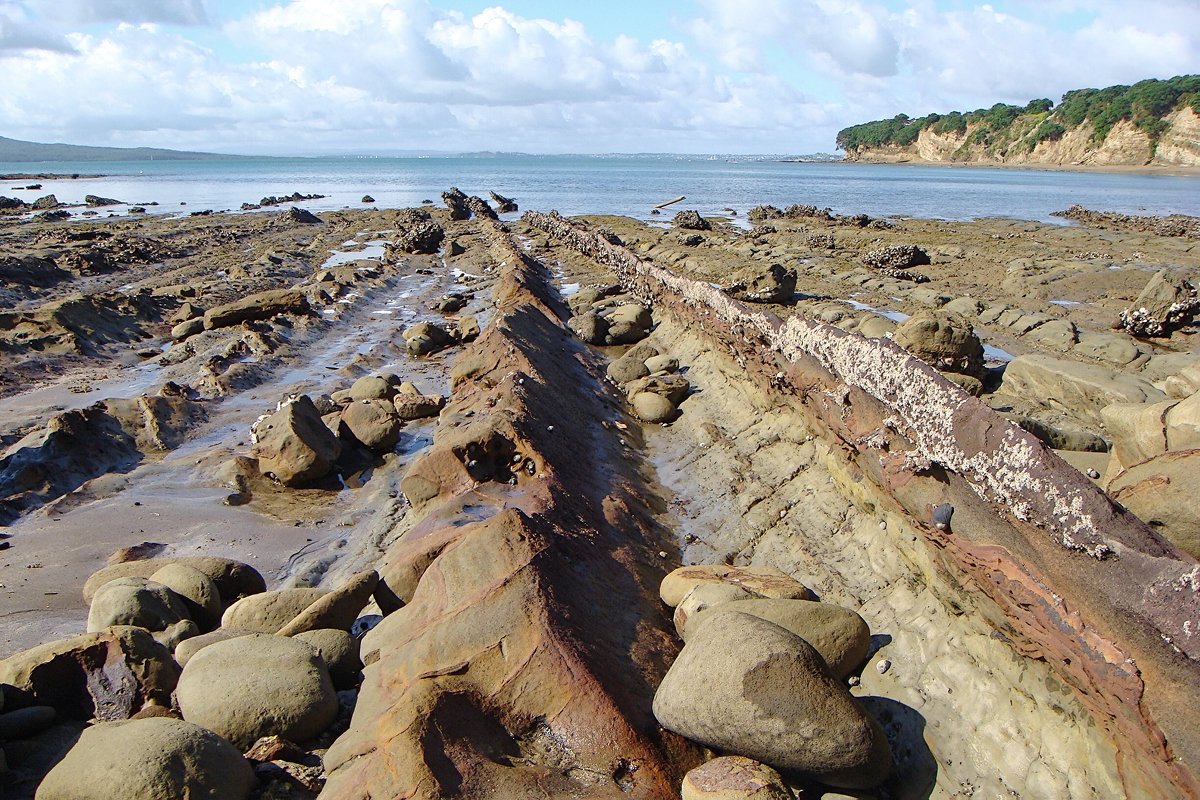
836, 75, 1200, 168
0, 135, 248, 163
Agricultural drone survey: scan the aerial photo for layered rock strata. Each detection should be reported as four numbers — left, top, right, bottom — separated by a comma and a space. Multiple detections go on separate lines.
319, 218, 703, 798
526, 210, 1200, 798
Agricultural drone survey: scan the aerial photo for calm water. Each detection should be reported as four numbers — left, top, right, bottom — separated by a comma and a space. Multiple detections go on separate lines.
1, 154, 1197, 224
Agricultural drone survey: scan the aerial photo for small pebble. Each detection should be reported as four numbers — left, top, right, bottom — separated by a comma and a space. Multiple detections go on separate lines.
877, 659, 892, 674
879, 521, 887, 530
547, 425, 554, 432
848, 676, 860, 687
657, 551, 668, 558
1086, 468, 1100, 479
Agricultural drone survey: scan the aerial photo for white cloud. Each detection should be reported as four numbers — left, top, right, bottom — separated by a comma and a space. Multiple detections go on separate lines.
0, 1, 1195, 154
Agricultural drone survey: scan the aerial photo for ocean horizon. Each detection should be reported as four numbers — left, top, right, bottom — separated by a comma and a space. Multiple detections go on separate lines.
2, 153, 1198, 225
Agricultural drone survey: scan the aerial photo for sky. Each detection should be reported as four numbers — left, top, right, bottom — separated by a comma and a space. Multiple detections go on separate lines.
0, 0, 1197, 155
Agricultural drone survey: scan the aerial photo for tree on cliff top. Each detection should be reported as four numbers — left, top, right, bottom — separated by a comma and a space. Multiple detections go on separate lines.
836, 75, 1200, 154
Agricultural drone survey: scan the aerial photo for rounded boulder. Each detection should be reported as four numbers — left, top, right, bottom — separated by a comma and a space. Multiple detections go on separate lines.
149, 564, 222, 631
86, 577, 189, 634
686, 598, 871, 679
220, 588, 326, 633
36, 717, 255, 800
681, 756, 793, 800
632, 391, 676, 424
176, 633, 339, 749
653, 610, 891, 789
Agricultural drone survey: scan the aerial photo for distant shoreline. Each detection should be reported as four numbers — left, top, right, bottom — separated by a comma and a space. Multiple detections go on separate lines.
2, 173, 104, 181
837, 157, 1200, 178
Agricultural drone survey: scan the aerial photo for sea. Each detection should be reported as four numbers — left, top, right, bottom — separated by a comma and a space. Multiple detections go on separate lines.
1, 154, 1198, 224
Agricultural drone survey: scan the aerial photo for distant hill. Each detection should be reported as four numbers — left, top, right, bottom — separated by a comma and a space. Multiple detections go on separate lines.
836, 76, 1200, 167
0, 135, 246, 162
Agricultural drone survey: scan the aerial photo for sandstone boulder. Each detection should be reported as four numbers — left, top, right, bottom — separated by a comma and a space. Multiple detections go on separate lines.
171, 318, 204, 341
660, 564, 815, 607
626, 374, 691, 406
999, 354, 1166, 426
252, 395, 342, 486
893, 310, 985, 379
686, 598, 870, 679
393, 393, 444, 421
0, 627, 178, 720
724, 263, 797, 304
681, 756, 793, 800
36, 717, 256, 800
174, 628, 254, 667
149, 563, 222, 631
176, 633, 339, 749
1118, 269, 1200, 337
644, 354, 679, 374
204, 289, 309, 330
653, 611, 891, 788
1100, 400, 1176, 471
568, 311, 608, 345
632, 391, 677, 424
277, 570, 379, 636
86, 577, 190, 635
1108, 449, 1200, 560
294, 628, 362, 689
673, 583, 756, 637
221, 588, 327, 633
404, 321, 455, 356
83, 556, 264, 607
341, 399, 402, 453
347, 375, 394, 401
607, 353, 650, 384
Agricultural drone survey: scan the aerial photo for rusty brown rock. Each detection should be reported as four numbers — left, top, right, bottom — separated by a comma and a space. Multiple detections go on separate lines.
0, 626, 178, 721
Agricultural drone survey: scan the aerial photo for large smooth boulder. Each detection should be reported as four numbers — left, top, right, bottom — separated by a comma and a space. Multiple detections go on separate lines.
341, 399, 402, 452
686, 598, 871, 679
892, 310, 985, 379
673, 583, 755, 637
653, 611, 891, 788
568, 312, 608, 345
0, 627, 178, 720
347, 375, 394, 401
221, 588, 327, 633
999, 354, 1166, 425
174, 628, 254, 667
660, 564, 815, 608
295, 628, 362, 689
277, 570, 379, 636
393, 393, 443, 421
681, 756, 793, 800
83, 557, 264, 607
607, 353, 650, 384
176, 633, 339, 749
632, 391, 677, 424
251, 396, 342, 486
149, 564, 222, 631
36, 717, 256, 800
204, 289, 309, 330
86, 577, 190, 634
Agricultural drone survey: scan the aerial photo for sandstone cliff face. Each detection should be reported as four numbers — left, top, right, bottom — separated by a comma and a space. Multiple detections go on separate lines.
846, 109, 1200, 167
